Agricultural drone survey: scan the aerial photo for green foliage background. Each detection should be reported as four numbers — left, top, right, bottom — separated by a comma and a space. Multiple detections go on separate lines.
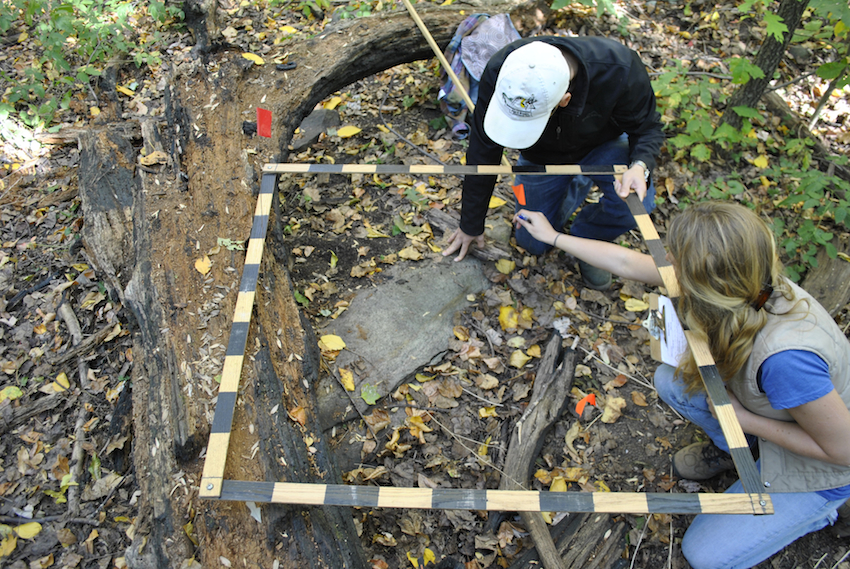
1, 0, 849, 280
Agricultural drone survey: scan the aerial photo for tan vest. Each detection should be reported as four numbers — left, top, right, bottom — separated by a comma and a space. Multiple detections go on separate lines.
728, 280, 850, 493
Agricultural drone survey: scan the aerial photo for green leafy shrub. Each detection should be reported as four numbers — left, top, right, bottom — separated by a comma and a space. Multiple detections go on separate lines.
0, 0, 183, 128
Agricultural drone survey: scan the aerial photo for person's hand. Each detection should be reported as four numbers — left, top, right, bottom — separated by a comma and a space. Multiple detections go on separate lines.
442, 228, 485, 262
513, 210, 559, 247
614, 164, 648, 201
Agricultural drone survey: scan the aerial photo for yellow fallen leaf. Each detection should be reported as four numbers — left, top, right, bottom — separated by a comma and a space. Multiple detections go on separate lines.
509, 350, 531, 369
324, 96, 342, 110
527, 344, 541, 358
495, 259, 515, 275
595, 480, 611, 492
241, 52, 265, 65
377, 124, 390, 133
319, 335, 346, 351
542, 479, 567, 523
140, 150, 168, 166
339, 368, 355, 391
337, 126, 362, 138
365, 221, 391, 238
478, 406, 497, 418
488, 196, 507, 208
0, 534, 16, 557
17, 31, 28, 42
753, 155, 768, 168
600, 396, 627, 423
478, 435, 491, 456
0, 386, 23, 403
194, 255, 211, 275
116, 85, 135, 96
279, 25, 298, 34
398, 246, 423, 261
15, 522, 42, 539
422, 548, 436, 566
498, 306, 518, 331
90, 106, 101, 117
624, 298, 649, 312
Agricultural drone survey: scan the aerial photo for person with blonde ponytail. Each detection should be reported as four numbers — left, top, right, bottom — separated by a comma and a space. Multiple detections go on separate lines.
515, 201, 850, 569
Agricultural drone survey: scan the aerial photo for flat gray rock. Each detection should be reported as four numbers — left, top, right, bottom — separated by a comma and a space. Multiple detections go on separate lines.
316, 256, 489, 426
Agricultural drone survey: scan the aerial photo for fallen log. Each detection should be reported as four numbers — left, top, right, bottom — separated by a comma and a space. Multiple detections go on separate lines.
500, 333, 575, 569
77, 2, 535, 567
426, 207, 513, 261
499, 334, 628, 569
0, 392, 75, 437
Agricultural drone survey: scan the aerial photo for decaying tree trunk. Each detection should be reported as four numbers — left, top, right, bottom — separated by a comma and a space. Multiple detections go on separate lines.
78, 2, 536, 568
500, 334, 576, 569
499, 334, 627, 569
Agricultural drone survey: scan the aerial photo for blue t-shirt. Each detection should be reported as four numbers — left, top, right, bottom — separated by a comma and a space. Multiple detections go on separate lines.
759, 350, 850, 500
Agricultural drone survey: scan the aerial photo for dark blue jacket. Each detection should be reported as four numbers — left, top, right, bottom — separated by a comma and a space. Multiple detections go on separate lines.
460, 36, 665, 237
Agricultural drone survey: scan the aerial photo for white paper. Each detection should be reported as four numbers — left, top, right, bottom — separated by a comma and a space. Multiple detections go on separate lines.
658, 295, 688, 367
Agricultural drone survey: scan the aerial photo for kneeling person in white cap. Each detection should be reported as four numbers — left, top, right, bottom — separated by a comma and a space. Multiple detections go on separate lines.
442, 37, 664, 291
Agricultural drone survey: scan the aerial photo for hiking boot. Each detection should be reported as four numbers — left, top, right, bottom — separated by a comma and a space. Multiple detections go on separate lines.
672, 441, 735, 480
835, 499, 850, 538
578, 259, 612, 291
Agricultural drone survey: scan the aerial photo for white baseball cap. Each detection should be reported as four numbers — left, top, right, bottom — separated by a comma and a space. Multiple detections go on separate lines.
483, 42, 571, 149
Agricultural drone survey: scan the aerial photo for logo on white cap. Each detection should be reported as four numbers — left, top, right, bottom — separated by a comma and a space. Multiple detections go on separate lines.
484, 42, 571, 149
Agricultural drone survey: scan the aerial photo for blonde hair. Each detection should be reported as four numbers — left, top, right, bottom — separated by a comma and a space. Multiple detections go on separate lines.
666, 202, 792, 392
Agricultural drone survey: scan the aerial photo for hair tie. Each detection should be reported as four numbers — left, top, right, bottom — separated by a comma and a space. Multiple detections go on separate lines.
752, 283, 774, 311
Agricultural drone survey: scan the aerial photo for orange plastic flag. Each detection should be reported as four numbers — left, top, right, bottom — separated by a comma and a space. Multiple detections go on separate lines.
576, 393, 597, 416
512, 183, 526, 206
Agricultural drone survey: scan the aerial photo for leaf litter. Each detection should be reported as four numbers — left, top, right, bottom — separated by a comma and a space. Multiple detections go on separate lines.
0, 0, 847, 567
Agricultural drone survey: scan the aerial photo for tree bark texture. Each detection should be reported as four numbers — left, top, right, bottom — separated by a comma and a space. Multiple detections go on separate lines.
721, 0, 810, 128
78, 2, 534, 567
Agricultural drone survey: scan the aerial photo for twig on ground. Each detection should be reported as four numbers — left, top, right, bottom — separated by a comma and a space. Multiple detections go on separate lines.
832, 549, 850, 569
814, 552, 829, 569
423, 410, 527, 489
629, 515, 650, 569
58, 301, 90, 518
461, 386, 503, 407
575, 344, 655, 391
329, 366, 379, 443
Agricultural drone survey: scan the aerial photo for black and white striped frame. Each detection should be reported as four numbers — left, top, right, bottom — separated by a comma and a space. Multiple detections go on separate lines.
198, 163, 772, 516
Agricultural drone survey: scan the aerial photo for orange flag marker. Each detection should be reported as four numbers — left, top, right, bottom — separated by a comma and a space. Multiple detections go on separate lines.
512, 183, 526, 206
576, 393, 596, 416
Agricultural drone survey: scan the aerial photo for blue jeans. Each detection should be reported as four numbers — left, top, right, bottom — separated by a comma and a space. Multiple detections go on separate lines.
654, 364, 843, 569
513, 134, 657, 255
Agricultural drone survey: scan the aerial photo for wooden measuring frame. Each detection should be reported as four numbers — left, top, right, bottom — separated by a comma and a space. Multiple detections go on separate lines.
198, 162, 773, 516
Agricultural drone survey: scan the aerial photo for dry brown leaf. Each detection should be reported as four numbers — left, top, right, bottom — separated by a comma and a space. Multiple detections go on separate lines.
288, 406, 307, 427
631, 391, 649, 407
